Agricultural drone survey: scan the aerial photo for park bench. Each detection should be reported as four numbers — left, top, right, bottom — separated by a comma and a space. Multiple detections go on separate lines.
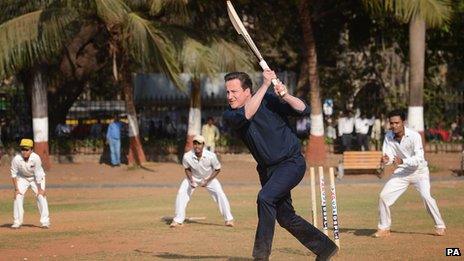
338, 151, 383, 177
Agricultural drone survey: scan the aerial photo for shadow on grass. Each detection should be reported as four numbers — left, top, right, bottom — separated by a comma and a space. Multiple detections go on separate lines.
340, 227, 434, 237
339, 227, 377, 237
275, 247, 311, 256
451, 169, 463, 177
1, 223, 42, 229
161, 217, 224, 227
135, 250, 253, 260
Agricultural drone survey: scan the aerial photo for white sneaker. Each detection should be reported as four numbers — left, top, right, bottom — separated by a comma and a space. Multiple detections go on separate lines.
11, 223, 21, 229
41, 224, 50, 229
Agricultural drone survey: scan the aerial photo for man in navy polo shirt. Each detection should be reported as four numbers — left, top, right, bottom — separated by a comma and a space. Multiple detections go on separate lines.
223, 70, 338, 260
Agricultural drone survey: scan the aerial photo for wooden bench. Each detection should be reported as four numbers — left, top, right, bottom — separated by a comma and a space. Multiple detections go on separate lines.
340, 151, 383, 176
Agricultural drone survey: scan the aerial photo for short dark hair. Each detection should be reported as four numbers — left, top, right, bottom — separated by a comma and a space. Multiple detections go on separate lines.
224, 72, 253, 93
387, 109, 406, 121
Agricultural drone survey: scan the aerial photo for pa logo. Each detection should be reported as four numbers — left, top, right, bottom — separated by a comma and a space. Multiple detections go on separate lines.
445, 248, 461, 256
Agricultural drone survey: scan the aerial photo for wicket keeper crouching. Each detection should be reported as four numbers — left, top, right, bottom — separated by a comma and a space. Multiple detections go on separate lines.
223, 71, 337, 260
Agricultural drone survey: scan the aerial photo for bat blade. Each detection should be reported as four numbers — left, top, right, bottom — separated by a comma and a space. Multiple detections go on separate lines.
226, 1, 264, 61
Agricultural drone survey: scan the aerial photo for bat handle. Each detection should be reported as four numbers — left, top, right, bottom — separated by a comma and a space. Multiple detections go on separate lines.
259, 60, 286, 97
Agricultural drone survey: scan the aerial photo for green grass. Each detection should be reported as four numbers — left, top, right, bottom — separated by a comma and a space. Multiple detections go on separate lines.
0, 181, 463, 260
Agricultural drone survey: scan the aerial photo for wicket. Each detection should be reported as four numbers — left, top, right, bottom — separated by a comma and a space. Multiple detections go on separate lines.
310, 166, 340, 248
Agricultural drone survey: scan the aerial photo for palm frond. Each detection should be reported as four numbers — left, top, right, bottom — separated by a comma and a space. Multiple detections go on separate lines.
364, 0, 452, 27
147, 0, 188, 16
0, 0, 49, 24
210, 39, 255, 72
95, 0, 130, 26
0, 8, 78, 78
122, 12, 183, 90
180, 37, 218, 79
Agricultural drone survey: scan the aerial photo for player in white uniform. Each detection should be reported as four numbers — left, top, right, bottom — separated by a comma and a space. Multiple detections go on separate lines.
170, 135, 234, 228
374, 110, 446, 237
10, 139, 50, 229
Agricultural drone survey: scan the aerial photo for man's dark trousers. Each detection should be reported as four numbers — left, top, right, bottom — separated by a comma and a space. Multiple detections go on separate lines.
253, 154, 336, 258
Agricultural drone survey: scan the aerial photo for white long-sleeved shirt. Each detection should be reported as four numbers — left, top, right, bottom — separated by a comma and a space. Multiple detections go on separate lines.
382, 127, 427, 174
355, 117, 374, 134
10, 152, 46, 183
338, 117, 355, 136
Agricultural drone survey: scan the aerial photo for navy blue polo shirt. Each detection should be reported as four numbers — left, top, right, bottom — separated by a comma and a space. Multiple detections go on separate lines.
223, 93, 310, 167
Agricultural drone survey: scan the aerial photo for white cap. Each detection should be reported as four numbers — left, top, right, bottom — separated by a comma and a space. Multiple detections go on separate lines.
193, 135, 205, 144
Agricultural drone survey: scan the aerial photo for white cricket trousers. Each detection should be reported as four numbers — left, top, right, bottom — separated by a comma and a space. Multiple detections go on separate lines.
173, 178, 234, 223
13, 176, 50, 226
378, 167, 445, 230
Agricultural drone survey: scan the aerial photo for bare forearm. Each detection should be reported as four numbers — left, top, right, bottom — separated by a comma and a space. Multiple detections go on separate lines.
205, 170, 220, 183
282, 94, 306, 112
184, 169, 194, 182
245, 83, 269, 119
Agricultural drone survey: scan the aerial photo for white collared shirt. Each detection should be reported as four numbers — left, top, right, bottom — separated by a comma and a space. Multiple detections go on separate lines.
338, 116, 355, 136
10, 152, 46, 183
355, 117, 374, 134
382, 127, 427, 174
182, 149, 221, 180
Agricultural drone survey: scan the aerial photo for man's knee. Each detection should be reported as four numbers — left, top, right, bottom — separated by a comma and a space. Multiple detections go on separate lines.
420, 192, 434, 201
257, 190, 275, 205
379, 192, 392, 205
276, 214, 293, 228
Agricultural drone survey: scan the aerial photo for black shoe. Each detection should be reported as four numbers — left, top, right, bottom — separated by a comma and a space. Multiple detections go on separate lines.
253, 257, 269, 261
316, 245, 338, 261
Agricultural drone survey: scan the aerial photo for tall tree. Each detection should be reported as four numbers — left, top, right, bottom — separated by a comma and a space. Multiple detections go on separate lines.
299, 0, 326, 165
0, 0, 187, 166
0, 5, 77, 168
181, 38, 254, 151
365, 0, 452, 138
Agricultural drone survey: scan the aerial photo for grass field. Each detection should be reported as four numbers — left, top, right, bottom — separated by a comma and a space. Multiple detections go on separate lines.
0, 154, 463, 260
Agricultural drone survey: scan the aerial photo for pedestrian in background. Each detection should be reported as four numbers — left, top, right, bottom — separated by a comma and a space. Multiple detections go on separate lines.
201, 117, 220, 152
106, 116, 122, 166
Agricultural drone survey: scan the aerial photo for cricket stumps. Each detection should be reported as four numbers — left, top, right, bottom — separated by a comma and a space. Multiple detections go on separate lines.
310, 166, 340, 248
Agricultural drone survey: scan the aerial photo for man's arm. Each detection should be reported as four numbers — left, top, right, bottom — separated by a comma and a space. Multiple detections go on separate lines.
201, 169, 220, 187
33, 155, 46, 195
214, 126, 220, 141
401, 133, 426, 167
337, 119, 343, 137
10, 158, 21, 197
274, 81, 307, 112
184, 168, 197, 188
381, 136, 395, 165
244, 69, 275, 119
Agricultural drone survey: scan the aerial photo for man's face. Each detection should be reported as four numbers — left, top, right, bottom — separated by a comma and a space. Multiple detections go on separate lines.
389, 116, 404, 134
226, 79, 251, 109
193, 141, 204, 154
20, 147, 32, 158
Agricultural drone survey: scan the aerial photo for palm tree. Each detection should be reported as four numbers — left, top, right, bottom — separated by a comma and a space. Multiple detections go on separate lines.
179, 39, 216, 151
96, 0, 185, 165
364, 0, 452, 138
298, 0, 326, 165
181, 38, 254, 151
1, 0, 186, 166
0, 5, 78, 168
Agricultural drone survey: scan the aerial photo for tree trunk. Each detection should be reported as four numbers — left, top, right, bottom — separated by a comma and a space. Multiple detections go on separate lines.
299, 0, 326, 165
30, 69, 51, 169
184, 78, 202, 152
48, 80, 86, 132
122, 69, 146, 165
296, 53, 309, 99
408, 17, 426, 141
